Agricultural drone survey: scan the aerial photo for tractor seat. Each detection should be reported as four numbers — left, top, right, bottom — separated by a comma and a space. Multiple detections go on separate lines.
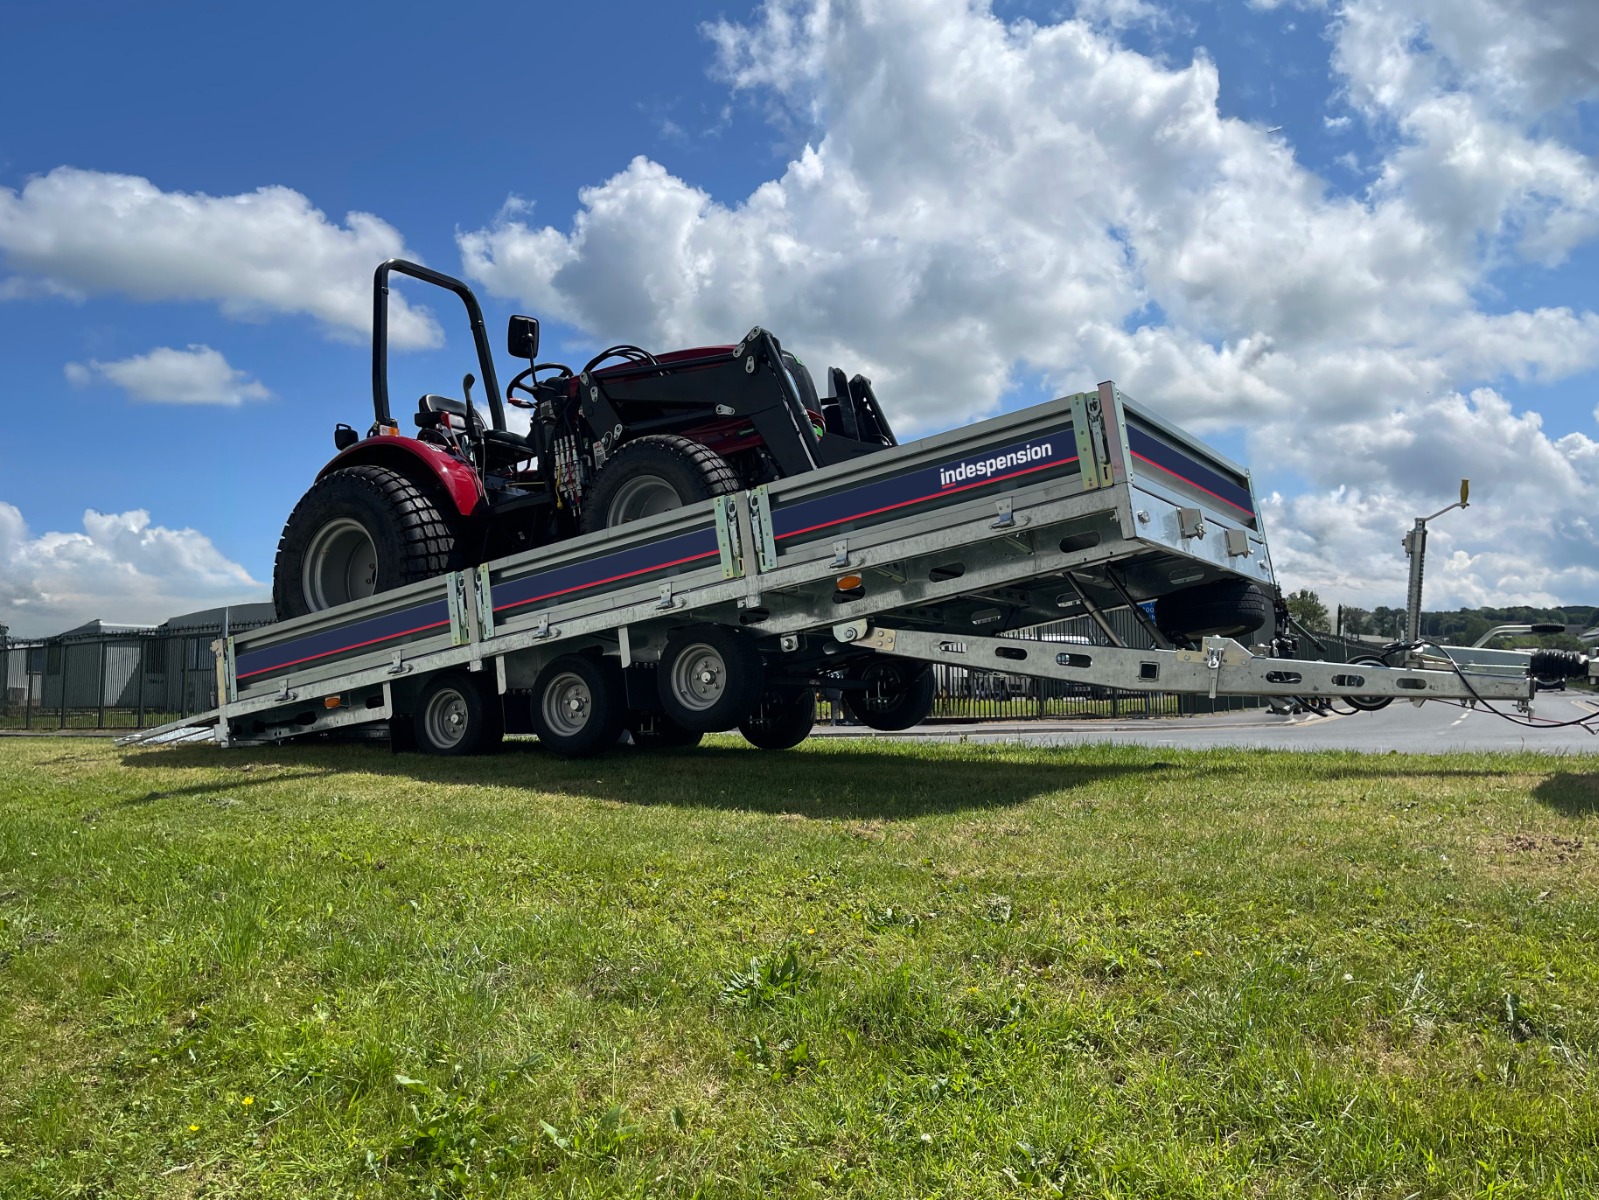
481, 428, 535, 469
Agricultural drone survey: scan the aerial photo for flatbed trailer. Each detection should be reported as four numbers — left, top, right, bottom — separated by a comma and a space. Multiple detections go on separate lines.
122, 383, 1534, 754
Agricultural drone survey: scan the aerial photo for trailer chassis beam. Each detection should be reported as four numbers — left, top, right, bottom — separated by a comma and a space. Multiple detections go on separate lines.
840, 624, 1533, 707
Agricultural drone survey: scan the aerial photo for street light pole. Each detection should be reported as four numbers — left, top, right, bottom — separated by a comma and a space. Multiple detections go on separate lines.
1403, 479, 1470, 645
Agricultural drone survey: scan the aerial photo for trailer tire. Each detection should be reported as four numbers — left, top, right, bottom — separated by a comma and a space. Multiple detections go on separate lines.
580, 435, 741, 533
841, 659, 936, 731
531, 655, 627, 757
412, 672, 503, 756
1154, 579, 1271, 641
658, 625, 765, 732
1343, 653, 1396, 712
273, 464, 462, 619
739, 686, 816, 750
628, 711, 705, 750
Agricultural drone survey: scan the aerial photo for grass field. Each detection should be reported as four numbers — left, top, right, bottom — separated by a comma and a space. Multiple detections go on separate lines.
1, 735, 1596, 1198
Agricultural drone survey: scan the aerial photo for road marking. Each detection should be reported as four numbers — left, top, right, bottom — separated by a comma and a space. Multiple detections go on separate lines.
1451, 710, 1471, 727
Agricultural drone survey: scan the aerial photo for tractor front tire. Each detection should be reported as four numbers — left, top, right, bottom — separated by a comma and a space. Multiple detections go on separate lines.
580, 435, 740, 534
272, 464, 462, 619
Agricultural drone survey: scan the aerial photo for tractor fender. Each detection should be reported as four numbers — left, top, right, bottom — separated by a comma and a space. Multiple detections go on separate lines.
314, 435, 484, 519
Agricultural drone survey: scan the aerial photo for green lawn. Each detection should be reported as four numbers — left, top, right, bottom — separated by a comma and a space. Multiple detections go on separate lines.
1, 736, 1595, 1198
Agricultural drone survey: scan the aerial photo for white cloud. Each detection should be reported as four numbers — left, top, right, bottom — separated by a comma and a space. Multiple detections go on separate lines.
65, 345, 271, 406
1336, 0, 1599, 265
1335, 0, 1599, 123
0, 504, 266, 638
456, 0, 1599, 608
1258, 386, 1599, 609
1072, 0, 1169, 32
0, 167, 441, 348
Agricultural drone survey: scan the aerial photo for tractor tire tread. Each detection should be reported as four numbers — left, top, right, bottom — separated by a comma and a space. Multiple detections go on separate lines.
580, 435, 741, 535
272, 463, 463, 619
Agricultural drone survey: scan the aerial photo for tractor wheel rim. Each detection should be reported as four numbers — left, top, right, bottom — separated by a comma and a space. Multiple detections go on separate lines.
670, 643, 726, 711
422, 686, 470, 749
302, 517, 377, 611
541, 671, 594, 738
606, 475, 683, 526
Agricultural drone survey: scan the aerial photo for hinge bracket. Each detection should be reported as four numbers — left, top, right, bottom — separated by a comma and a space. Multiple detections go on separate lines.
714, 494, 743, 579
750, 486, 779, 572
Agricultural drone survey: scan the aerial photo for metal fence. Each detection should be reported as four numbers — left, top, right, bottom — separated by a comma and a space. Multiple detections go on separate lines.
1, 618, 274, 731
1, 609, 1373, 732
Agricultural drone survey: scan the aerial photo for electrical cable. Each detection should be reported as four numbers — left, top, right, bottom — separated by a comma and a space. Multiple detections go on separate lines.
1401, 639, 1599, 733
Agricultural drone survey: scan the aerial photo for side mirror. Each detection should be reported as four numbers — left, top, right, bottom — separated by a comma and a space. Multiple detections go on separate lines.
507, 314, 540, 361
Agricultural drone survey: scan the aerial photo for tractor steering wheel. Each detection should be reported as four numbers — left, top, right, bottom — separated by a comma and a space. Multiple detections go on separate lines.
506, 363, 573, 409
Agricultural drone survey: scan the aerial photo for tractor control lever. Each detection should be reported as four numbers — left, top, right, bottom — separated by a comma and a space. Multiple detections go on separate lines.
462, 373, 486, 474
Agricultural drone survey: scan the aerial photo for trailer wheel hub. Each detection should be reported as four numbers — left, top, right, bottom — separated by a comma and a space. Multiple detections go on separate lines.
422, 686, 471, 748
672, 644, 728, 711
542, 671, 597, 738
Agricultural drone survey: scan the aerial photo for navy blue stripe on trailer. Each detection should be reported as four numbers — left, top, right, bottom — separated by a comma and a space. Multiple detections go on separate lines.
770, 430, 1079, 542
492, 526, 720, 615
236, 599, 451, 680
234, 527, 721, 683
1126, 426, 1254, 517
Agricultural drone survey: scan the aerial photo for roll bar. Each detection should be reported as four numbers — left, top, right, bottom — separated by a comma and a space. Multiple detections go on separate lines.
372, 259, 505, 432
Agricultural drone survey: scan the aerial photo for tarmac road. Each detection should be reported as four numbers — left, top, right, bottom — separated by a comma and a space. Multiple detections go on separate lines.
815, 691, 1599, 755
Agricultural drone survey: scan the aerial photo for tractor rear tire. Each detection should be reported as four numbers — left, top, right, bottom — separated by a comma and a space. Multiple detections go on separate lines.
273, 464, 462, 619
580, 435, 741, 534
841, 659, 936, 731
1154, 579, 1271, 642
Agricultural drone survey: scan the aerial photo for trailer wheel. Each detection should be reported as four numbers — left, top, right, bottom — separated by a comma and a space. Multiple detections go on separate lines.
273, 464, 461, 619
739, 687, 816, 750
658, 625, 765, 732
1343, 653, 1395, 712
580, 435, 741, 534
1154, 579, 1271, 642
531, 655, 626, 757
412, 672, 503, 756
628, 711, 705, 750
842, 659, 936, 731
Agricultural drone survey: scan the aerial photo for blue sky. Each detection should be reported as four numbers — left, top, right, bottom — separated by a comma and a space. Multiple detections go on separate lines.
3, 0, 1597, 635
0, 0, 766, 572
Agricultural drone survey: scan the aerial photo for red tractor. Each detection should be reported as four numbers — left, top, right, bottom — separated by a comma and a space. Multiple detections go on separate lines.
272, 259, 899, 617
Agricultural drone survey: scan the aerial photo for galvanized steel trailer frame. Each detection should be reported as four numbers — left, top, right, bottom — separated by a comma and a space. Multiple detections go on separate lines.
122, 383, 1531, 749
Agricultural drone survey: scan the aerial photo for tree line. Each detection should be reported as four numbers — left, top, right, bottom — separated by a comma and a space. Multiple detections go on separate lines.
1281, 590, 1593, 650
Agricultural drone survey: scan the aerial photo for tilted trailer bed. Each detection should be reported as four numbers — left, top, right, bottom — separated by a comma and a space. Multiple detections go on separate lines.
122, 383, 1535, 755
